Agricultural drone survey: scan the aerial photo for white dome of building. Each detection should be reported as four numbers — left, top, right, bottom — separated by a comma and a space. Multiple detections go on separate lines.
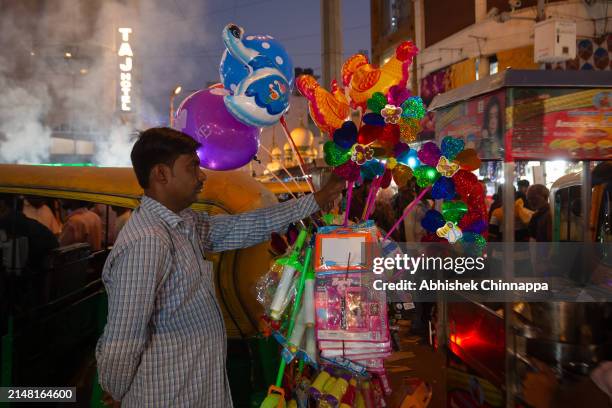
290, 125, 314, 148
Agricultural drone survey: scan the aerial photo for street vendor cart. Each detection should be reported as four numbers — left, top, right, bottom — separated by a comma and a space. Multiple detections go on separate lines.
428, 70, 612, 407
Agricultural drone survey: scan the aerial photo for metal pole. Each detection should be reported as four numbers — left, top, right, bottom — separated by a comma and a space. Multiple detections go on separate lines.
320, 0, 343, 88
502, 161, 515, 408
581, 161, 592, 243
169, 94, 176, 128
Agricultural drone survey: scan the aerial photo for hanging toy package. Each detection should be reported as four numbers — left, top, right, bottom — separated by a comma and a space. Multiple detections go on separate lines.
256, 229, 309, 322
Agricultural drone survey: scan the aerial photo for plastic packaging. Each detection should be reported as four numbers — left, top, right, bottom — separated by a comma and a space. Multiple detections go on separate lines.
270, 230, 308, 319
303, 270, 315, 327
288, 304, 306, 350
305, 327, 318, 364
315, 222, 378, 273
315, 273, 388, 342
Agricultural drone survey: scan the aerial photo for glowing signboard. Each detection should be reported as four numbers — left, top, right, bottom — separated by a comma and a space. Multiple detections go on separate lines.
118, 27, 133, 112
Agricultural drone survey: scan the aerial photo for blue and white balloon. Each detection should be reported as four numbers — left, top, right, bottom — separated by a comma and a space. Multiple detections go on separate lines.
219, 33, 294, 93
221, 24, 292, 127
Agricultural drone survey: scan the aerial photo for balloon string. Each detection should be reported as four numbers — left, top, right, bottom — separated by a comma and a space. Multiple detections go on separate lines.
343, 181, 354, 227
257, 149, 321, 228
264, 170, 298, 200
259, 145, 304, 192
279, 116, 315, 194
383, 186, 432, 241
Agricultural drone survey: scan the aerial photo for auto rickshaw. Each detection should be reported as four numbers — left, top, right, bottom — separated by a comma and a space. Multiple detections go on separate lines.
0, 163, 304, 407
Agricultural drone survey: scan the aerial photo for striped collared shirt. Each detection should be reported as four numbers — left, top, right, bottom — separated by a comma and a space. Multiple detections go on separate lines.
96, 194, 318, 407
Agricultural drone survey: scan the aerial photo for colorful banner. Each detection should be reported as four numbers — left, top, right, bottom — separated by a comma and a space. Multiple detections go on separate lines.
507, 88, 612, 160
434, 90, 506, 160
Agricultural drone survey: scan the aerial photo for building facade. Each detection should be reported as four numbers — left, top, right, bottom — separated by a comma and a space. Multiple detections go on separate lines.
371, 0, 612, 99
0, 0, 142, 164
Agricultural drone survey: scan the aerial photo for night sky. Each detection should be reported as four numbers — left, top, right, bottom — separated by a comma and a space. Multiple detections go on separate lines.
140, 0, 371, 123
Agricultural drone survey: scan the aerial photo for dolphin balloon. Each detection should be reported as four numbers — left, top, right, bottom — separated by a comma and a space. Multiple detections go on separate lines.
222, 24, 291, 127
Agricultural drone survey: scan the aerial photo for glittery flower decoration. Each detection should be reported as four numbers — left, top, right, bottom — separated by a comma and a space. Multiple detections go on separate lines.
436, 156, 460, 177
381, 104, 402, 124
351, 144, 374, 165
412, 139, 488, 248
436, 221, 463, 244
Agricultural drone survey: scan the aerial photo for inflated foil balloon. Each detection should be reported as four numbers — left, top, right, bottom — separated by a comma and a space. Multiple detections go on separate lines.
454, 148, 482, 171
462, 218, 488, 234
387, 85, 411, 106
380, 168, 393, 189
358, 124, 381, 145
333, 160, 361, 182
324, 141, 351, 167
333, 121, 358, 149
371, 141, 394, 159
360, 159, 385, 180
392, 164, 413, 187
342, 41, 415, 109
175, 88, 260, 170
367, 92, 388, 113
296, 75, 350, 135
460, 232, 487, 254
400, 96, 426, 120
440, 136, 465, 161
222, 24, 291, 127
452, 170, 479, 198
394, 142, 410, 157
413, 165, 440, 187
399, 118, 421, 143
220, 34, 294, 91
378, 124, 400, 145
421, 210, 445, 233
442, 200, 468, 224
398, 148, 420, 169
363, 113, 385, 126
431, 177, 456, 200
417, 142, 442, 166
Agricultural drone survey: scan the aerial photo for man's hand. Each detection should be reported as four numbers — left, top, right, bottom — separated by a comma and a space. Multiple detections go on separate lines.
101, 392, 121, 407
314, 174, 346, 212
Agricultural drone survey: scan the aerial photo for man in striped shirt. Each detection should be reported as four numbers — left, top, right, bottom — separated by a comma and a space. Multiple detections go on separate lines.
96, 128, 344, 407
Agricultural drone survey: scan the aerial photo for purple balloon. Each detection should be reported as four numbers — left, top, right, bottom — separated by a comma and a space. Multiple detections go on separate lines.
175, 88, 260, 170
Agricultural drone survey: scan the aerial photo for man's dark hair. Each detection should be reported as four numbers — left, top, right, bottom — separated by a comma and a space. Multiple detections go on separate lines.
130, 127, 201, 189
517, 179, 530, 188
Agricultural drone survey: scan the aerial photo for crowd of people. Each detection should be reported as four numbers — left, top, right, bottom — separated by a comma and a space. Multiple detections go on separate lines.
488, 179, 553, 243
0, 194, 132, 270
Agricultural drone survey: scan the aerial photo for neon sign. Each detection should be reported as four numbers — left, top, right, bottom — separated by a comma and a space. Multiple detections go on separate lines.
118, 27, 133, 112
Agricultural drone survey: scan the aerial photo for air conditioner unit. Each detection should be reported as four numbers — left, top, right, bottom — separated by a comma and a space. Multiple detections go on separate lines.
534, 18, 577, 63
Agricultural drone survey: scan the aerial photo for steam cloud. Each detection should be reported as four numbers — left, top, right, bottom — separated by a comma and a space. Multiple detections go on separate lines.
0, 0, 210, 166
